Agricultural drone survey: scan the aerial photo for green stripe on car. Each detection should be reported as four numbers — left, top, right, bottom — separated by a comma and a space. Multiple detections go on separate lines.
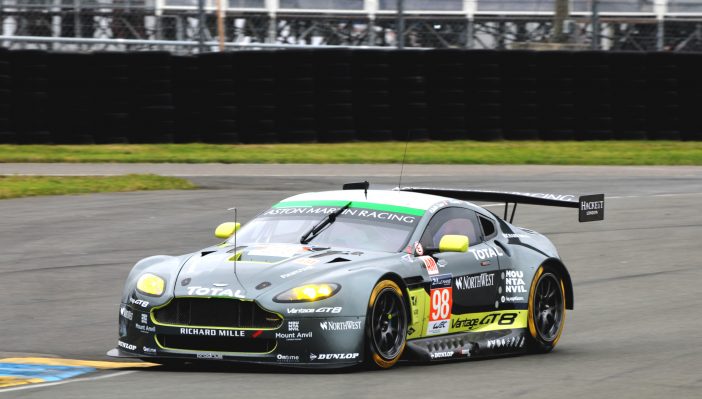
272, 200, 425, 216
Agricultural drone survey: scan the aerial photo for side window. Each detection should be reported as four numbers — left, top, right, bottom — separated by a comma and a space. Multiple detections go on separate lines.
478, 215, 497, 240
420, 207, 482, 250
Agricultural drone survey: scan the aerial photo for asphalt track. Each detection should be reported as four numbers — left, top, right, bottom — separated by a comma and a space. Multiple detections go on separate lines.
1, 164, 702, 398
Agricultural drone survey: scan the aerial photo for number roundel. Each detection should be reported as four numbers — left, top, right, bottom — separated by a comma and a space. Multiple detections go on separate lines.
430, 287, 451, 321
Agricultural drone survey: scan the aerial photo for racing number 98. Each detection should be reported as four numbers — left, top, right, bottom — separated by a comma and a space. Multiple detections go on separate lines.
430, 288, 451, 321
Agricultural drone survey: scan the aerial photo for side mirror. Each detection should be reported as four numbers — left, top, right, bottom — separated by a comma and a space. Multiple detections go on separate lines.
439, 235, 469, 253
215, 222, 240, 239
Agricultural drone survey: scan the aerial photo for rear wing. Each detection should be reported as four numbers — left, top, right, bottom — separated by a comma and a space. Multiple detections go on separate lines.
399, 187, 604, 223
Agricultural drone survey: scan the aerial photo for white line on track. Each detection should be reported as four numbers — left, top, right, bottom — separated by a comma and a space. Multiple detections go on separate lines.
0, 370, 136, 394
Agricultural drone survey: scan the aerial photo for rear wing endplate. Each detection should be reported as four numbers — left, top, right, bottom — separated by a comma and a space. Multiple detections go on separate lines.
400, 187, 604, 223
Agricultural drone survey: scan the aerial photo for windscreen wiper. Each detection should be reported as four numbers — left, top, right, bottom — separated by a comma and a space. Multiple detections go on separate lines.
300, 202, 352, 244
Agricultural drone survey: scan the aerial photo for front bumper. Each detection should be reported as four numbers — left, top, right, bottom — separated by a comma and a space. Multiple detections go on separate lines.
111, 300, 366, 368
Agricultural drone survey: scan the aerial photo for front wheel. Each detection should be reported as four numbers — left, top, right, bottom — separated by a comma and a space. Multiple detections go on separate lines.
527, 267, 566, 353
366, 279, 408, 369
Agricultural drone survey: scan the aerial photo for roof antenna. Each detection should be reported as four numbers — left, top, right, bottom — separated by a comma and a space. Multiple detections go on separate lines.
397, 132, 410, 190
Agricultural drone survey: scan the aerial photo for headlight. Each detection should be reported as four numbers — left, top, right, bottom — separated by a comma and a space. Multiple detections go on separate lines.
136, 273, 165, 297
274, 283, 340, 303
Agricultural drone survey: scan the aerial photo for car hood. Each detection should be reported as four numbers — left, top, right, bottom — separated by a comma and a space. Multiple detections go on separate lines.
173, 243, 387, 300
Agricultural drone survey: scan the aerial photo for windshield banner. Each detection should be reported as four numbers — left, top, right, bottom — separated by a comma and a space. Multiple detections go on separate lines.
262, 206, 420, 226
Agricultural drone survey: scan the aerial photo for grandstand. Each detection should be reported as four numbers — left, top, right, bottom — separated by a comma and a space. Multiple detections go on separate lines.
0, 0, 701, 52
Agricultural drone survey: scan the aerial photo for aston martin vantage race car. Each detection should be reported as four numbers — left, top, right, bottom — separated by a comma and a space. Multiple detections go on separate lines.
108, 183, 604, 369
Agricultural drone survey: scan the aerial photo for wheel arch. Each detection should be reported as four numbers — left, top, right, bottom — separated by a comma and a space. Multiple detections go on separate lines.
375, 272, 413, 321
540, 258, 574, 310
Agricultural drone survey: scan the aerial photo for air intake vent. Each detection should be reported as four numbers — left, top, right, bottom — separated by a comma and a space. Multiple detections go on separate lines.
153, 298, 283, 329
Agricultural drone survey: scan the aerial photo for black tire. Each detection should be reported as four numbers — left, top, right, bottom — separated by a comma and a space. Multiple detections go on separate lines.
527, 267, 566, 353
366, 279, 407, 369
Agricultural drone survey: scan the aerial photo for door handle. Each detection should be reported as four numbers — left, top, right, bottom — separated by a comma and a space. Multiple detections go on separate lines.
480, 260, 491, 266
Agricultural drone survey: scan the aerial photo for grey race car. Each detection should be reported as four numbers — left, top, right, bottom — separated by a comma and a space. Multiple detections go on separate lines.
108, 183, 604, 369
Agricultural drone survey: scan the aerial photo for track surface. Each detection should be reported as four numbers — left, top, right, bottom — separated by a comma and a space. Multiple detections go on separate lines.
1, 164, 702, 398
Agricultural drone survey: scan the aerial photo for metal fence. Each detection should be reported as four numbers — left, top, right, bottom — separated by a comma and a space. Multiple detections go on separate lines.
1, 0, 701, 52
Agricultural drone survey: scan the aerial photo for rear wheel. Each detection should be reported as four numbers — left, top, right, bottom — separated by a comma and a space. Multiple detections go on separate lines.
527, 267, 566, 353
366, 279, 408, 369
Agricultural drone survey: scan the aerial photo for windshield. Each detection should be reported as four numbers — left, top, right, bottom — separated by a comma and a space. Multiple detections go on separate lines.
231, 204, 422, 253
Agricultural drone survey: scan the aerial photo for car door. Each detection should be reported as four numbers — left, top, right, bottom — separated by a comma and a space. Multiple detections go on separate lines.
418, 207, 501, 335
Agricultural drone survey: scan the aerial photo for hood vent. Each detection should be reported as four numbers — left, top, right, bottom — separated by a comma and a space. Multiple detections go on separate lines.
200, 251, 216, 257
327, 257, 350, 263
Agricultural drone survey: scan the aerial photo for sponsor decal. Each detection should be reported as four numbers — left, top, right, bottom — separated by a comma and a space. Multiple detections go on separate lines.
309, 353, 360, 361
504, 270, 527, 294
292, 257, 318, 266
407, 326, 416, 335
286, 307, 342, 314
120, 306, 133, 321
181, 277, 191, 286
288, 321, 299, 332
579, 194, 605, 222
280, 265, 314, 279
118, 340, 136, 351
180, 328, 245, 337
427, 320, 449, 335
129, 297, 149, 308
264, 207, 417, 225
450, 311, 524, 333
143, 346, 157, 354
141, 313, 148, 324
420, 256, 439, 275
502, 233, 530, 239
275, 332, 312, 340
501, 296, 525, 303
430, 351, 454, 359
431, 273, 452, 289
487, 335, 525, 350
197, 353, 223, 360
186, 286, 245, 298
454, 272, 495, 291
319, 320, 362, 331
468, 247, 504, 260
276, 354, 300, 363
414, 241, 424, 256
428, 200, 449, 214
135, 323, 156, 333
581, 201, 604, 212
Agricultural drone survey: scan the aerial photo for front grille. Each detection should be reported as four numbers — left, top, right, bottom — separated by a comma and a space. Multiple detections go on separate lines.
157, 334, 276, 353
153, 298, 283, 329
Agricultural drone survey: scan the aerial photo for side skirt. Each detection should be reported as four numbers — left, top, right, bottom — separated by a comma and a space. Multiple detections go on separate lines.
403, 329, 528, 362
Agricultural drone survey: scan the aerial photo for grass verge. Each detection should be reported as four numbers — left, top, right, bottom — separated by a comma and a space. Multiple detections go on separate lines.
0, 174, 195, 200
0, 141, 700, 165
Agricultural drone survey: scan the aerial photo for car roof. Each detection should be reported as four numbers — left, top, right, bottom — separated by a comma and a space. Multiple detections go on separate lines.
277, 189, 459, 213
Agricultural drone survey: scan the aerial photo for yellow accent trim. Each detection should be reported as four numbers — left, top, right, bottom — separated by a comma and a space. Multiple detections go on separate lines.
0, 376, 46, 388
0, 357, 157, 369
406, 287, 427, 340
150, 297, 284, 331
215, 222, 240, 239
551, 279, 567, 347
443, 310, 528, 335
153, 335, 277, 355
439, 235, 469, 253
528, 266, 544, 339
